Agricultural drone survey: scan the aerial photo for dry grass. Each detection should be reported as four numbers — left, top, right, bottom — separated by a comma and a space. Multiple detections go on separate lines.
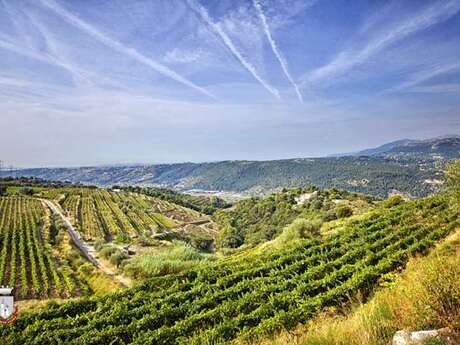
245, 228, 460, 345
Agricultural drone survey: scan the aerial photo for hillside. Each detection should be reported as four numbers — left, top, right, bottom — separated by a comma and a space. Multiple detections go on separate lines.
2, 185, 458, 344
0, 181, 221, 301
213, 187, 377, 249
251, 222, 460, 345
349, 136, 460, 159
1, 155, 450, 199
2, 136, 458, 199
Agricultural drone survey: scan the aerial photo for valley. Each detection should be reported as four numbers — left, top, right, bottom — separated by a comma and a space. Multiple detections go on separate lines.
4, 136, 459, 200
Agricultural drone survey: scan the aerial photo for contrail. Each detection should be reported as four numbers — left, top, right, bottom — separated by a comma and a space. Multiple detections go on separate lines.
186, 0, 280, 99
39, 0, 216, 99
253, 0, 303, 103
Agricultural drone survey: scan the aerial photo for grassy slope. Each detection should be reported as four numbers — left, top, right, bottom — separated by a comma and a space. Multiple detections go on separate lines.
249, 203, 460, 345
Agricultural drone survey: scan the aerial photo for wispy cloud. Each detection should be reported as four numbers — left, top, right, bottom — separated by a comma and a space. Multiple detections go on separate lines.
39, 0, 216, 99
409, 83, 460, 94
303, 0, 460, 84
253, 0, 303, 103
186, 0, 280, 99
164, 47, 203, 64
385, 61, 460, 93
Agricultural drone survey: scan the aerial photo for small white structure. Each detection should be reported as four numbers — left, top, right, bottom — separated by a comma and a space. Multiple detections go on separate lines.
0, 286, 14, 320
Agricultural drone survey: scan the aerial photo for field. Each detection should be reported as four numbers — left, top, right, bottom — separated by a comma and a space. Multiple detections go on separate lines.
3, 193, 458, 344
39, 188, 213, 242
0, 196, 83, 300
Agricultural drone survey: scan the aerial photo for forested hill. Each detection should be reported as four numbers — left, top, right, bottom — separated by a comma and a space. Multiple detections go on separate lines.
1, 156, 447, 198
347, 136, 460, 158
2, 136, 458, 198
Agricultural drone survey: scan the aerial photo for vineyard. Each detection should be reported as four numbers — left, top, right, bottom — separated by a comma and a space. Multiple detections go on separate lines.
40, 188, 212, 241
0, 196, 83, 300
3, 193, 459, 344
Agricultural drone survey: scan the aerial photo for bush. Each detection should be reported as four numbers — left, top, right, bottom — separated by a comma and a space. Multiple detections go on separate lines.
19, 187, 34, 195
113, 233, 130, 244
335, 205, 353, 218
383, 195, 404, 208
322, 211, 337, 222
123, 242, 209, 279
99, 246, 117, 259
277, 218, 322, 244
109, 251, 128, 268
78, 263, 94, 276
191, 237, 214, 252
217, 225, 244, 249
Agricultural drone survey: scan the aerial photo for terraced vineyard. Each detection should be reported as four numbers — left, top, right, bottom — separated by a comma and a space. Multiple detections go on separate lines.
0, 196, 82, 300
40, 188, 211, 241
3, 193, 459, 344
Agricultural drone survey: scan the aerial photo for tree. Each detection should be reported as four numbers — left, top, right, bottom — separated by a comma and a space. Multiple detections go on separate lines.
0, 184, 6, 196
446, 160, 460, 197
19, 187, 34, 196
217, 225, 244, 249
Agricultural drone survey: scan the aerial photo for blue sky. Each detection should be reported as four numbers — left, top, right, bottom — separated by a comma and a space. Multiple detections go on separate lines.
1, 0, 460, 167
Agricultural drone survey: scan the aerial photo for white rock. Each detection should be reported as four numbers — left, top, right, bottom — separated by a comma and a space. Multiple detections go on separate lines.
392, 329, 441, 345
393, 330, 410, 345
410, 330, 439, 342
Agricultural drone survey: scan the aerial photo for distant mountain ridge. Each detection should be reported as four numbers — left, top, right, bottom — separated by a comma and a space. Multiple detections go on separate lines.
345, 135, 460, 158
1, 136, 459, 198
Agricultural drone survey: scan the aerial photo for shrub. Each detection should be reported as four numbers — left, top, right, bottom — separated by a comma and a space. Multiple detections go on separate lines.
383, 195, 404, 208
217, 225, 244, 249
99, 246, 117, 259
335, 205, 353, 219
109, 251, 128, 268
123, 242, 209, 279
277, 218, 322, 244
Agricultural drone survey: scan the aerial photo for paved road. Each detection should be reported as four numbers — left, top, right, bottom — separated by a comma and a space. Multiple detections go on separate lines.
41, 199, 100, 266
41, 199, 132, 287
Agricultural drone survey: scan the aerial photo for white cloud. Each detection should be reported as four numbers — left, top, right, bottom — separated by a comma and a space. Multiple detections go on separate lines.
186, 0, 280, 99
39, 0, 216, 99
164, 47, 203, 64
253, 0, 303, 103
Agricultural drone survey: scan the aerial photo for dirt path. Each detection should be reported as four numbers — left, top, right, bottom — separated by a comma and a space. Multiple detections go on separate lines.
40, 199, 132, 288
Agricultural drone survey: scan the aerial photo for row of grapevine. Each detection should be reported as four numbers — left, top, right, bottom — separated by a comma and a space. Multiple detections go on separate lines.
0, 196, 77, 300
47, 188, 183, 240
3, 193, 458, 344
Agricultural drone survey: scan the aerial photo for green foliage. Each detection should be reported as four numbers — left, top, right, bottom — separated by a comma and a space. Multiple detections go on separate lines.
446, 160, 460, 197
277, 218, 322, 244
214, 187, 373, 249
217, 225, 244, 249
19, 186, 34, 195
0, 184, 6, 196
2, 193, 457, 344
7, 155, 452, 198
191, 237, 214, 252
122, 242, 209, 279
335, 205, 353, 218
0, 196, 80, 300
383, 195, 405, 208
114, 233, 130, 244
